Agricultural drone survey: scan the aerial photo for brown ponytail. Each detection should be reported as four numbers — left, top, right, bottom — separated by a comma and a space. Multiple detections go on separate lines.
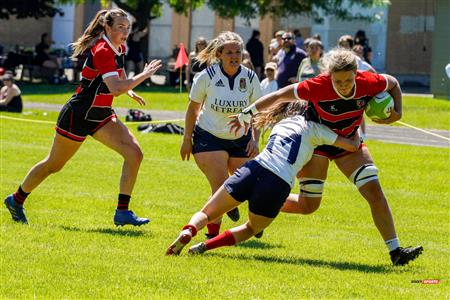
71, 9, 128, 58
253, 101, 308, 129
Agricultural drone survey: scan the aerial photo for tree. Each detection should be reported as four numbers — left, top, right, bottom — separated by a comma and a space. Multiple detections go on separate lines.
0, 0, 64, 19
172, 0, 390, 23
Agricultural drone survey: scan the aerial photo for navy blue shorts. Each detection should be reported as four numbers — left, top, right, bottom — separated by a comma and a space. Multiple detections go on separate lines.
224, 160, 291, 218
192, 125, 251, 158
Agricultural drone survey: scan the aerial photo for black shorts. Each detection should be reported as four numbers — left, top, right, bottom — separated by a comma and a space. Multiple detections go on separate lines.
224, 160, 291, 218
314, 140, 365, 160
192, 125, 251, 158
55, 103, 116, 142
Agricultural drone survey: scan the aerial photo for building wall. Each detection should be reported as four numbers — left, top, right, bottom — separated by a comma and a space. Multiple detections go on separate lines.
386, 0, 434, 77
0, 17, 52, 50
430, 0, 449, 97
52, 4, 75, 49
311, 6, 389, 72
149, 3, 173, 58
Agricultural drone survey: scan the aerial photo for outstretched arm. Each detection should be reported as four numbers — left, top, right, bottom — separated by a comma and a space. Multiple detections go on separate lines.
228, 84, 298, 134
104, 59, 162, 96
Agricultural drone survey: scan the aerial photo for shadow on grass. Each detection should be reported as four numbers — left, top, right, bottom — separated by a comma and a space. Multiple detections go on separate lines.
211, 252, 391, 273
60, 225, 150, 237
236, 239, 283, 250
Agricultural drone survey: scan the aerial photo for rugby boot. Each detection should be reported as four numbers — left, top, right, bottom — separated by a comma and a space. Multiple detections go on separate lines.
188, 242, 207, 255
166, 229, 192, 255
4, 194, 28, 224
254, 230, 264, 239
226, 207, 240, 222
390, 246, 423, 266
113, 209, 149, 226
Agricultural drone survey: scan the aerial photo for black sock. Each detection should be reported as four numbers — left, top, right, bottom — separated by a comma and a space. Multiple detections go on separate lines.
117, 194, 131, 211
13, 186, 30, 206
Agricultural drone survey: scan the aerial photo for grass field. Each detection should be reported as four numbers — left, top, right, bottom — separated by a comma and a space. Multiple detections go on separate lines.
19, 84, 450, 131
0, 110, 448, 299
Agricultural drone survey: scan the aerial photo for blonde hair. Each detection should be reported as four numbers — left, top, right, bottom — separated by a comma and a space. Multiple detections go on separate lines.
196, 31, 244, 66
71, 9, 128, 58
253, 101, 308, 129
322, 48, 357, 73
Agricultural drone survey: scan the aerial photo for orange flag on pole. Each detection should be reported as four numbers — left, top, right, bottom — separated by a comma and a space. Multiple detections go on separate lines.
175, 43, 188, 70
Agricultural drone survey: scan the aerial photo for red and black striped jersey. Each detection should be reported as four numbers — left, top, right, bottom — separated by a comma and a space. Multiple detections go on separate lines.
294, 71, 388, 137
70, 35, 126, 122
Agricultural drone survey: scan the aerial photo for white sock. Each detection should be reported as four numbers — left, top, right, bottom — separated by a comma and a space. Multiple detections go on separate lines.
385, 238, 400, 252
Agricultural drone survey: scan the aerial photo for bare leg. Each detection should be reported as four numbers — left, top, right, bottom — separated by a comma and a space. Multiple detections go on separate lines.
335, 147, 397, 241
229, 212, 274, 243
166, 186, 240, 255
280, 155, 329, 214
21, 133, 82, 193
194, 151, 229, 226
93, 118, 143, 195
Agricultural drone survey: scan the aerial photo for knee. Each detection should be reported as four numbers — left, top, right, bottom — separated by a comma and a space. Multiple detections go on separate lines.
42, 159, 65, 174
125, 144, 143, 165
299, 198, 321, 214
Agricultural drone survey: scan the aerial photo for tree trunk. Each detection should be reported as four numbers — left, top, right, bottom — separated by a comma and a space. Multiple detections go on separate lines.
113, 0, 159, 61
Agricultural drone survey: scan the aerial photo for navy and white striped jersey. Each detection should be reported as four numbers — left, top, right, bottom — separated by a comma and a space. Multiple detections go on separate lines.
255, 116, 337, 187
189, 63, 261, 139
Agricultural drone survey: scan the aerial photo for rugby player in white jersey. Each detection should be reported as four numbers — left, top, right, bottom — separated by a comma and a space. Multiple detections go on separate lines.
180, 31, 262, 239
167, 102, 360, 255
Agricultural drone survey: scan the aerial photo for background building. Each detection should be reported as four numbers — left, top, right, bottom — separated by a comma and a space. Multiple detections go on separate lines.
0, 0, 447, 97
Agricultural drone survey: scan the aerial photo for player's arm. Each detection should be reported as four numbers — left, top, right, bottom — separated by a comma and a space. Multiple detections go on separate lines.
180, 100, 202, 161
228, 84, 297, 134
332, 131, 361, 152
375, 74, 402, 124
104, 59, 162, 96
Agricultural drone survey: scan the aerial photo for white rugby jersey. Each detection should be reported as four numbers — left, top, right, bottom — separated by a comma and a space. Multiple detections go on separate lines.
190, 63, 262, 139
255, 116, 337, 187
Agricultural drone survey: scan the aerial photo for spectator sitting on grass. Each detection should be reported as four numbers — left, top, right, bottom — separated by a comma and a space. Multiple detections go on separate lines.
0, 73, 23, 113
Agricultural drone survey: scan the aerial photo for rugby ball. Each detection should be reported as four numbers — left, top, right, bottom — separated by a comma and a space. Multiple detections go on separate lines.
365, 92, 394, 121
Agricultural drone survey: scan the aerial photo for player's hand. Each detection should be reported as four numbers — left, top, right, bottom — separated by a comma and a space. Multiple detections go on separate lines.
180, 137, 193, 161
143, 59, 162, 78
127, 90, 146, 106
246, 139, 259, 158
373, 108, 401, 124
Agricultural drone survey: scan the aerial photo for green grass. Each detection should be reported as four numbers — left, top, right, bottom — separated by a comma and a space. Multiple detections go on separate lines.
1, 112, 448, 299
20, 84, 450, 130
21, 84, 190, 111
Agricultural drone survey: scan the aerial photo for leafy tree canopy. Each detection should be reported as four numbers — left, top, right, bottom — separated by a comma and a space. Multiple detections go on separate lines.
0, 0, 64, 19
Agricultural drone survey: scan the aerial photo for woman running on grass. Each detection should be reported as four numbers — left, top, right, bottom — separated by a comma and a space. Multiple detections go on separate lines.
180, 31, 262, 239
4, 9, 162, 226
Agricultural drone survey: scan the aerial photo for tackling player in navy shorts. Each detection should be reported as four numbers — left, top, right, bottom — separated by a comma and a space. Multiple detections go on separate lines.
167, 114, 360, 256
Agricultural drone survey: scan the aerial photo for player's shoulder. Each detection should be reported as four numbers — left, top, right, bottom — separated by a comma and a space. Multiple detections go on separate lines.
91, 38, 113, 56
202, 63, 219, 80
356, 70, 382, 82
240, 65, 257, 83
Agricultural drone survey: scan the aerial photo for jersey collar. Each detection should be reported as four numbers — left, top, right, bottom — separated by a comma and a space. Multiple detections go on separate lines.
102, 34, 121, 56
219, 64, 241, 90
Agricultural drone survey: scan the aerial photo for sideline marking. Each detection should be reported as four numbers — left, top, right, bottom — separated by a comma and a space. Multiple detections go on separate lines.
0, 115, 184, 125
